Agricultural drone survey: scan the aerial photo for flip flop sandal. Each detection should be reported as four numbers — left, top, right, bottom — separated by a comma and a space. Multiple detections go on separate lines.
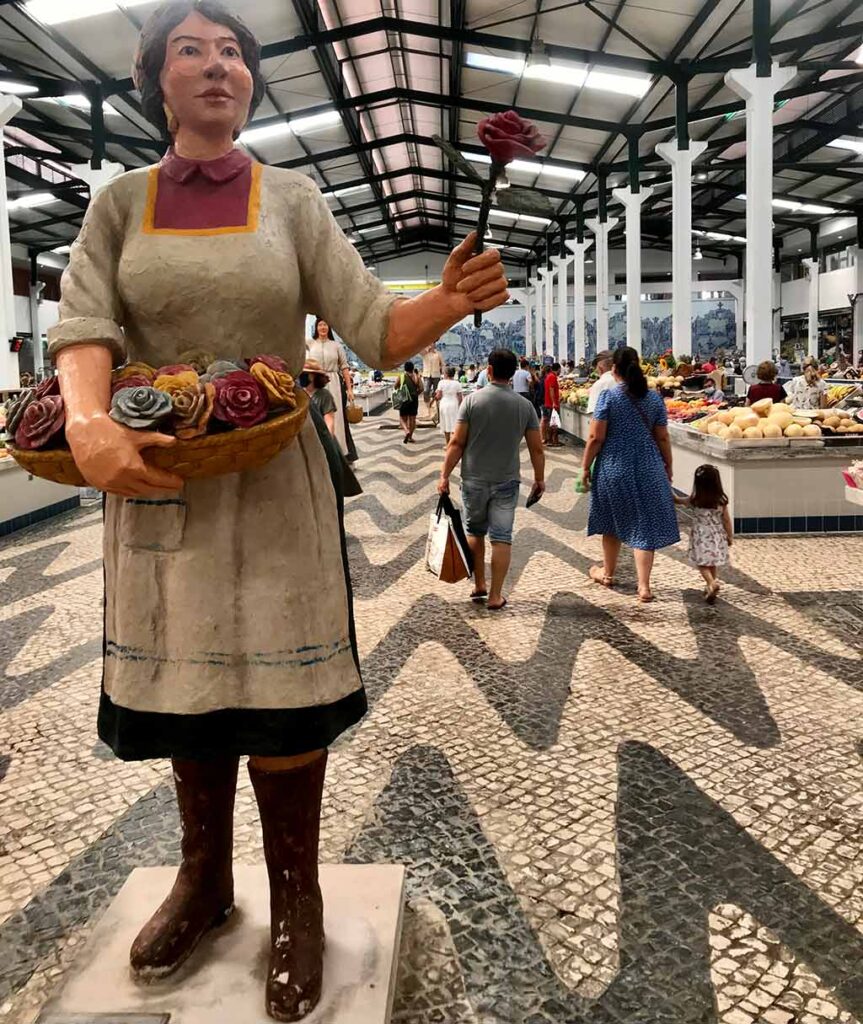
637, 590, 655, 604
589, 566, 615, 588
470, 590, 488, 602
706, 584, 720, 605
488, 598, 508, 611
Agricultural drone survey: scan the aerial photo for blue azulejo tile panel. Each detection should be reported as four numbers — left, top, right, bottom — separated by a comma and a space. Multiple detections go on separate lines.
0, 496, 81, 538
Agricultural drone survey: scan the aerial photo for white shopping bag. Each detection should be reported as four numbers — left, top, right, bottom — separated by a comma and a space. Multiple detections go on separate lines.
425, 495, 473, 583
549, 408, 561, 429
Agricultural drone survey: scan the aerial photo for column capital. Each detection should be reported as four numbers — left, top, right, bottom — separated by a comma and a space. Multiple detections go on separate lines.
509, 288, 528, 304
724, 62, 797, 100
655, 140, 707, 166
586, 216, 619, 235
70, 161, 125, 195
565, 238, 594, 256
612, 185, 654, 209
529, 276, 541, 288
551, 254, 573, 269
538, 265, 554, 279
0, 94, 23, 127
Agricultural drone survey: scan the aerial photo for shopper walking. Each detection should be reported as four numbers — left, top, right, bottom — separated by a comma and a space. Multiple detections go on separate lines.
675, 464, 733, 604
300, 359, 337, 436
580, 347, 680, 603
306, 317, 355, 458
398, 361, 422, 443
422, 344, 444, 420
436, 366, 464, 446
438, 349, 545, 610
543, 361, 561, 445
513, 358, 532, 402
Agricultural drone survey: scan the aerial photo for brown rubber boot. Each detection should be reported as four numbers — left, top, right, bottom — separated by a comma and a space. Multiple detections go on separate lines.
248, 752, 328, 1022
130, 756, 238, 980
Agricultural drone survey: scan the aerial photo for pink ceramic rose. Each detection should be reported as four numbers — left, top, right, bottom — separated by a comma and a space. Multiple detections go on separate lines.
476, 110, 546, 165
212, 370, 269, 429
14, 395, 65, 450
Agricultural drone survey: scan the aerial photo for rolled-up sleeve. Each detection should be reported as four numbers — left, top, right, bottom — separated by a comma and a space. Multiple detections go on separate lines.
297, 185, 397, 369
47, 183, 126, 366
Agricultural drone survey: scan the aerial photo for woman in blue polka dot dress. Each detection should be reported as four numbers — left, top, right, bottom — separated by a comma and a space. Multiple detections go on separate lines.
579, 347, 680, 602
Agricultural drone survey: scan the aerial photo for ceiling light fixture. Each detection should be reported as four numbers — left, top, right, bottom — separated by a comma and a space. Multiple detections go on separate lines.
25, 0, 151, 23
694, 247, 703, 260
50, 244, 71, 253
326, 184, 371, 199
35, 93, 119, 115
0, 80, 39, 96
239, 110, 340, 146
357, 226, 388, 236
461, 150, 585, 181
8, 192, 57, 210
734, 193, 838, 216
827, 137, 863, 155
465, 51, 650, 98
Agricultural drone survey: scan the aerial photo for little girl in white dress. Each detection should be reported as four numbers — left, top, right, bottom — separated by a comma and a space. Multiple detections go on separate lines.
676, 464, 733, 603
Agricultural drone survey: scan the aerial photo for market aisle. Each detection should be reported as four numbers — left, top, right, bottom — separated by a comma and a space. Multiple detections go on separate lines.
1, 419, 862, 1024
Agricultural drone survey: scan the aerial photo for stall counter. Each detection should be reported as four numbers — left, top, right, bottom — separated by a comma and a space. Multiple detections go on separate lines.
0, 458, 81, 537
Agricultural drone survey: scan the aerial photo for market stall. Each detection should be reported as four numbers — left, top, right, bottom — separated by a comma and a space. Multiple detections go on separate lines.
0, 455, 80, 537
353, 381, 393, 416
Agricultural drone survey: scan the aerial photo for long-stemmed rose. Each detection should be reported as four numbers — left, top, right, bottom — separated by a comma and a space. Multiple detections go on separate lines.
14, 395, 65, 450
433, 109, 549, 325
212, 370, 269, 429
173, 381, 216, 439
110, 386, 173, 430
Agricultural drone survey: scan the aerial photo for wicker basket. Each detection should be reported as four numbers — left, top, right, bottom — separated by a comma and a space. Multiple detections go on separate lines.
346, 401, 364, 425
7, 388, 309, 488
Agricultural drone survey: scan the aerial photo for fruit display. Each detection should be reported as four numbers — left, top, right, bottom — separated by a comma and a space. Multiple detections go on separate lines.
665, 397, 713, 421
560, 380, 591, 409
689, 400, 839, 444
648, 375, 685, 390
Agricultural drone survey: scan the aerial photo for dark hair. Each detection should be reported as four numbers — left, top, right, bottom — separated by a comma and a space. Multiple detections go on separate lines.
469, 364, 476, 370
551, 362, 561, 373
446, 366, 456, 378
312, 317, 333, 340
520, 358, 529, 369
613, 346, 648, 399
405, 361, 415, 373
488, 349, 517, 381
133, 0, 265, 139
595, 350, 613, 367
756, 360, 777, 382
691, 464, 728, 509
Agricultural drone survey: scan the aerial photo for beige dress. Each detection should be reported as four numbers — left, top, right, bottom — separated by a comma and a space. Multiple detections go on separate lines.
306, 336, 349, 455
47, 155, 396, 759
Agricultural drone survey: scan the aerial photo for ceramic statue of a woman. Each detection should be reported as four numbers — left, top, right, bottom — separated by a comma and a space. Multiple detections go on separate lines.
47, 1, 509, 1019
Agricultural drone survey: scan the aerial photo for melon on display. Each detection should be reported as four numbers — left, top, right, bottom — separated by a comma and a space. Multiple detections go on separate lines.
802, 424, 822, 437
726, 424, 744, 439
708, 421, 725, 435
768, 411, 794, 431
742, 426, 763, 439
751, 398, 773, 416
734, 412, 760, 431
784, 423, 803, 438
762, 422, 783, 438
715, 410, 735, 426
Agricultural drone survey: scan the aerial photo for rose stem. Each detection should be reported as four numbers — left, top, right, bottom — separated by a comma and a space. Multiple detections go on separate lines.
472, 162, 502, 327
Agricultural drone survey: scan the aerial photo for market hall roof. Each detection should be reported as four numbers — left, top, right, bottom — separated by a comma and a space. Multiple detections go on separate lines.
1, 0, 862, 271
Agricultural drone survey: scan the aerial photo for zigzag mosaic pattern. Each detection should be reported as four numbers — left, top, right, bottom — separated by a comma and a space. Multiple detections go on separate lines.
0, 419, 861, 1024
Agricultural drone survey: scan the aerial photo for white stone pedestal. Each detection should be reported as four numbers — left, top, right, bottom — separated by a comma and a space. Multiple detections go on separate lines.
39, 865, 406, 1024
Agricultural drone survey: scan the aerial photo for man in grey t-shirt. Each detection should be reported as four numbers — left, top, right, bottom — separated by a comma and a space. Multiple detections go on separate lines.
438, 349, 545, 610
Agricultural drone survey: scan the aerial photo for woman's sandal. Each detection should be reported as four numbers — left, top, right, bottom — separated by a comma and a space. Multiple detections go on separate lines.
488, 598, 508, 611
470, 590, 488, 602
637, 589, 655, 604
705, 582, 720, 605
589, 566, 615, 588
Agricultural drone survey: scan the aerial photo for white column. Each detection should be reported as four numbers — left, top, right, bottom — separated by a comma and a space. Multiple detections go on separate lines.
524, 290, 533, 358
539, 265, 554, 359
725, 63, 797, 368
772, 270, 782, 358
0, 94, 23, 390
802, 259, 819, 360
656, 139, 706, 359
852, 247, 863, 367
531, 274, 543, 359
553, 254, 573, 363
29, 280, 43, 378
565, 239, 594, 365
70, 160, 125, 195
586, 217, 618, 351
510, 287, 531, 359
612, 186, 653, 354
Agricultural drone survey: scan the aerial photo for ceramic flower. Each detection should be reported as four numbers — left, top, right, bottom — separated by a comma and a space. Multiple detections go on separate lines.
111, 373, 153, 397
202, 359, 247, 383
14, 395, 65, 450
110, 386, 173, 430
156, 363, 197, 377
249, 362, 296, 409
153, 371, 200, 396
177, 349, 217, 375
247, 353, 290, 374
34, 376, 61, 399
115, 361, 157, 382
5, 389, 36, 438
173, 381, 216, 439
476, 110, 546, 165
212, 370, 268, 429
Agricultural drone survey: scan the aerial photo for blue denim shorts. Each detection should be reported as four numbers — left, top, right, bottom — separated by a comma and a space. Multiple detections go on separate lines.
461, 479, 520, 544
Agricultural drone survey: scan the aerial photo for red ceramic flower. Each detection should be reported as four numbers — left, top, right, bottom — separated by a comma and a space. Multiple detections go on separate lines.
212, 370, 269, 429
14, 395, 65, 450
247, 354, 290, 374
476, 110, 546, 165
156, 363, 197, 377
111, 373, 153, 397
34, 376, 61, 399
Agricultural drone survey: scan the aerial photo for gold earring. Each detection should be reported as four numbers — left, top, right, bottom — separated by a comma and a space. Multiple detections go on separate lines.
163, 103, 179, 135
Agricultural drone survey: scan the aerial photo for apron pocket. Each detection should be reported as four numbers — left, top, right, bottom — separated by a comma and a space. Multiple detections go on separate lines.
120, 496, 187, 552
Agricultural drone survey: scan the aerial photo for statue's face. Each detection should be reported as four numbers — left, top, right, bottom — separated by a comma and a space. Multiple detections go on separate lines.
317, 321, 330, 338
160, 11, 253, 138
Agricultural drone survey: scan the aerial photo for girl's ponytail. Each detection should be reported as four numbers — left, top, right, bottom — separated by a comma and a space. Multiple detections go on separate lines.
614, 346, 648, 399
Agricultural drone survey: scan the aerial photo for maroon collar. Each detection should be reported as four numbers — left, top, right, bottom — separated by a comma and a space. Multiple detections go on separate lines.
160, 147, 252, 185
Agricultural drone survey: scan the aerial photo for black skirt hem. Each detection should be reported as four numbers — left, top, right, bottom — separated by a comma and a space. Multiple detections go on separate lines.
98, 686, 368, 761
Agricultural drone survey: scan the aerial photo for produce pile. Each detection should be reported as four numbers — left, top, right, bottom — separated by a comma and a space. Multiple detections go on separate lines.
664, 397, 714, 422
5, 353, 297, 452
648, 376, 686, 390
689, 398, 863, 442
561, 381, 591, 409
825, 384, 860, 408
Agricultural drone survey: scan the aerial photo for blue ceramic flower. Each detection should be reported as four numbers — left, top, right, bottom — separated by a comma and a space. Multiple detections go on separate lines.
109, 386, 173, 430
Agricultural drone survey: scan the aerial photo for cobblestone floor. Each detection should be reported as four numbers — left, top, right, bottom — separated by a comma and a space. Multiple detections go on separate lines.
1, 418, 862, 1024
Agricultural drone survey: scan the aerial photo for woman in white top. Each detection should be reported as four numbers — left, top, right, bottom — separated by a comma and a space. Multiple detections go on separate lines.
306, 317, 355, 456
435, 366, 464, 445
784, 362, 828, 411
